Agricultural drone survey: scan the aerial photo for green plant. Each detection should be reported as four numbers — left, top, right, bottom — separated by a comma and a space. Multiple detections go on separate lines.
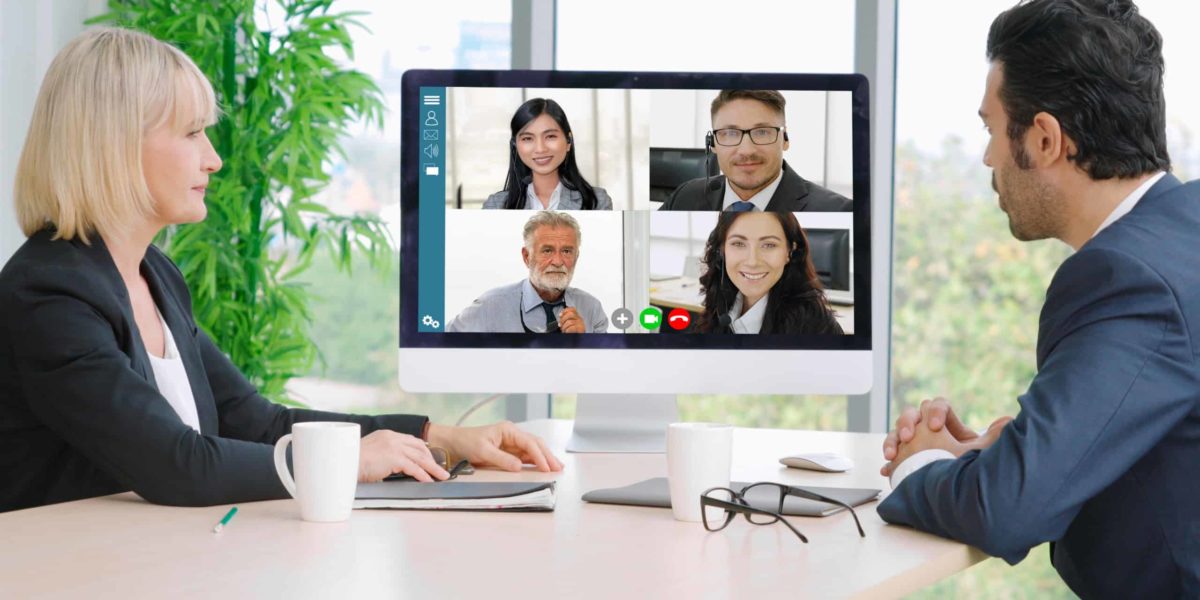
90, 0, 391, 403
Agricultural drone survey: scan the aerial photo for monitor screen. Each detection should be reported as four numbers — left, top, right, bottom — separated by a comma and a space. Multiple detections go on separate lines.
399, 70, 872, 395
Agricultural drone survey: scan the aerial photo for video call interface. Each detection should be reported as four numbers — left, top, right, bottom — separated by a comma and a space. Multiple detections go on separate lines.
411, 83, 864, 342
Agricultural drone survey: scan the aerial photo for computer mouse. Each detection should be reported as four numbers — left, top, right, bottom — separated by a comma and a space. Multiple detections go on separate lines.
779, 452, 854, 473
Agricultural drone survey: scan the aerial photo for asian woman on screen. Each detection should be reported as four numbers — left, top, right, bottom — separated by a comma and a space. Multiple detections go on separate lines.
483, 97, 612, 210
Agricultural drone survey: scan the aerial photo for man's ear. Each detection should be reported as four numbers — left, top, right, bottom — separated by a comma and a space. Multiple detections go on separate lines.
1029, 111, 1068, 167
521, 247, 530, 267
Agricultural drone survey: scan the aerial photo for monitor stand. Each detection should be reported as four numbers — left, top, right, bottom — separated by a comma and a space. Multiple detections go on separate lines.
565, 394, 679, 453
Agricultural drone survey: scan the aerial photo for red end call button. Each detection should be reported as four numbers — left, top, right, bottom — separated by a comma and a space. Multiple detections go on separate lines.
667, 308, 691, 330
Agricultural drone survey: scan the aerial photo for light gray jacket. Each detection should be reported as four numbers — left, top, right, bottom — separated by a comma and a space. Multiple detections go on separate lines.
483, 186, 613, 210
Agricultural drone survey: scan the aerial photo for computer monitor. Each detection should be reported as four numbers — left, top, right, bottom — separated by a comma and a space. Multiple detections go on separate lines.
399, 70, 872, 452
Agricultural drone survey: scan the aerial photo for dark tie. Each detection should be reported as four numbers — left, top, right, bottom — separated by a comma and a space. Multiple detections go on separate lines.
541, 301, 565, 333
727, 201, 755, 212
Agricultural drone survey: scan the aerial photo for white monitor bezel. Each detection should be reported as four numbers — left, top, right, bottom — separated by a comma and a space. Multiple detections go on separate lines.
399, 69, 873, 395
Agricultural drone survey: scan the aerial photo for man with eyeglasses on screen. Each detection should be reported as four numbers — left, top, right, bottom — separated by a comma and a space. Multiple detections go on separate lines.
658, 89, 851, 212
877, 1, 1200, 597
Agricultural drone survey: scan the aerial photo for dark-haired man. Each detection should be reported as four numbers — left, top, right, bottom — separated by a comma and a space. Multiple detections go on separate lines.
876, 1, 1200, 597
657, 90, 851, 212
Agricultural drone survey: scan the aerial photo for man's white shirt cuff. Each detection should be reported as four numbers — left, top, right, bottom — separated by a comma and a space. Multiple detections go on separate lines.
889, 449, 956, 489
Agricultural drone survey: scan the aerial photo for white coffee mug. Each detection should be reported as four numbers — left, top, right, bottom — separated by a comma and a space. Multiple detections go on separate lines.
666, 422, 733, 522
273, 422, 361, 522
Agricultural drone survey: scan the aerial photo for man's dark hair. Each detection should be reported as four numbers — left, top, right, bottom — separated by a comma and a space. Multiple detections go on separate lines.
987, 0, 1170, 179
710, 90, 786, 122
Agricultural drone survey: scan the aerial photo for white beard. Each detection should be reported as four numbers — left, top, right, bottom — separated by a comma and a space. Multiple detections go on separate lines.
530, 268, 571, 294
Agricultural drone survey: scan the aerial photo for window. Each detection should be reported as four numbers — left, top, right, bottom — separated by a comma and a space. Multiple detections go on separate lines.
295, 1, 514, 425
558, 1, 854, 73
552, 1, 857, 428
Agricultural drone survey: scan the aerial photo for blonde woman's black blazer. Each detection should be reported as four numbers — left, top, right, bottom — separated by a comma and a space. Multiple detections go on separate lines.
0, 229, 426, 512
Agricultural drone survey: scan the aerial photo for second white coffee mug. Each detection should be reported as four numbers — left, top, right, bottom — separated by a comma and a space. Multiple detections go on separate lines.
666, 422, 733, 522
273, 422, 361, 522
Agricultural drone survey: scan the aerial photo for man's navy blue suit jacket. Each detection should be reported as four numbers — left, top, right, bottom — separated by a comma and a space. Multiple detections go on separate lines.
878, 174, 1200, 598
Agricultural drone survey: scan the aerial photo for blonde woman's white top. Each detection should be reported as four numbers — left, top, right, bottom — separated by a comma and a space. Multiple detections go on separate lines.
147, 307, 201, 433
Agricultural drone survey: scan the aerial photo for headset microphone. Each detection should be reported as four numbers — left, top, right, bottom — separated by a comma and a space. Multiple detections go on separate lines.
716, 304, 733, 329
716, 311, 733, 330
713, 249, 734, 330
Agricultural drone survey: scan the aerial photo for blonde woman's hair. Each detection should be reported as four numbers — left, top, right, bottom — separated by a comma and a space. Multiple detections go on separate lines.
13, 27, 219, 243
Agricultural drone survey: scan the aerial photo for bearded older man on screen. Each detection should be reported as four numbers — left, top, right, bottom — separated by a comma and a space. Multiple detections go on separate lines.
448, 211, 608, 334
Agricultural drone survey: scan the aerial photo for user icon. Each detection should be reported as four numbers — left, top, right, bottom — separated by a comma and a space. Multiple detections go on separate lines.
425, 110, 438, 127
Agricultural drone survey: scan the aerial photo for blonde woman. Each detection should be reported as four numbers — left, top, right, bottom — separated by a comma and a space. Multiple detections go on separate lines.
0, 27, 561, 512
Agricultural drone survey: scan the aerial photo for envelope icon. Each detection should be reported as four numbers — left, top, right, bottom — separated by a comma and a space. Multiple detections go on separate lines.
423, 130, 439, 141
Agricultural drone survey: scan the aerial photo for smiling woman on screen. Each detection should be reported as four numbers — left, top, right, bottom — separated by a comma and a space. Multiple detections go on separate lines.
483, 97, 612, 210
696, 211, 841, 335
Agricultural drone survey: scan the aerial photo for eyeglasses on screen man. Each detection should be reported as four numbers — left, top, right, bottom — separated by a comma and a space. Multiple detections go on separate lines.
710, 126, 785, 146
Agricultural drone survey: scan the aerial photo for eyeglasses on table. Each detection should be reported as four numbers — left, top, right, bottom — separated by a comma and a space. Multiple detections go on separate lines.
700, 482, 866, 543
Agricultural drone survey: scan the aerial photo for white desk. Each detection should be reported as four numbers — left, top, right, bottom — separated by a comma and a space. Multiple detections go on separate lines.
0, 420, 984, 599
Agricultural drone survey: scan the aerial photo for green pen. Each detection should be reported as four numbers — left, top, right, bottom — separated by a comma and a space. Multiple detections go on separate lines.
212, 507, 238, 533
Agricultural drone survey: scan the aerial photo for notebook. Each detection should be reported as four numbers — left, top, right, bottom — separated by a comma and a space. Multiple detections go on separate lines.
582, 478, 879, 517
354, 480, 556, 512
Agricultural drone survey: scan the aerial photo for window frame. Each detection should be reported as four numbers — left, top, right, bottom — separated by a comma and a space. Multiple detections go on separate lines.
518, 0, 896, 432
